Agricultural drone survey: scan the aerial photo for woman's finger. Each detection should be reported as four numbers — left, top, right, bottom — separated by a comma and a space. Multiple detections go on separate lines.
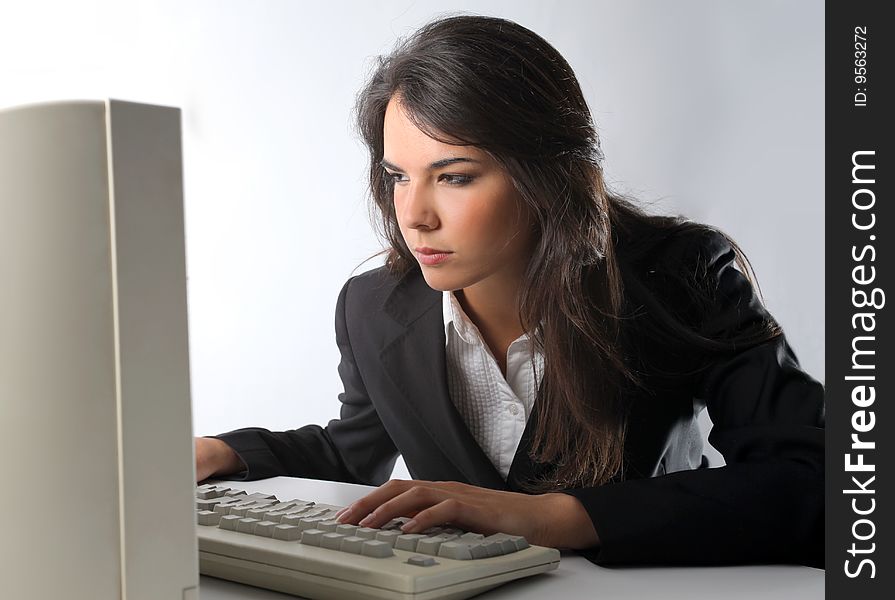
336, 478, 419, 525
399, 497, 490, 535
356, 483, 448, 529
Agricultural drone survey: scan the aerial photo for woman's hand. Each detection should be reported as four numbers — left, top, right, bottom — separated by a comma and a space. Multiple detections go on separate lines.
333, 479, 599, 550
194, 437, 245, 482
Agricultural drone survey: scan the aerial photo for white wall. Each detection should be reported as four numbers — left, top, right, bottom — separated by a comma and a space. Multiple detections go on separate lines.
3, 0, 823, 477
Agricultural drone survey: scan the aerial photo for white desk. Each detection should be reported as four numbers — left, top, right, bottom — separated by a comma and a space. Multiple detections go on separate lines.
198, 477, 824, 600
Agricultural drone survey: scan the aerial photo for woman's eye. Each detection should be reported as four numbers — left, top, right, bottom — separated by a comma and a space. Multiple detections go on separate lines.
439, 174, 474, 186
384, 171, 474, 186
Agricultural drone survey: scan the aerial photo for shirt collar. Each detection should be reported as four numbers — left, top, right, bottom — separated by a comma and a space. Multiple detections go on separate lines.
443, 290, 538, 349
443, 290, 478, 346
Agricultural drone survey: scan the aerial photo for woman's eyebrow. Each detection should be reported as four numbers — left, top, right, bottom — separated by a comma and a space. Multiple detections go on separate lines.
379, 157, 481, 171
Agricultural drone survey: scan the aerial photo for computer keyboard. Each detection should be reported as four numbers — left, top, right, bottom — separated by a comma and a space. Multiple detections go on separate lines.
195, 483, 560, 599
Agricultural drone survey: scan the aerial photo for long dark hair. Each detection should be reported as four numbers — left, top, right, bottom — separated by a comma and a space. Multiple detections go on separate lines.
351, 13, 783, 492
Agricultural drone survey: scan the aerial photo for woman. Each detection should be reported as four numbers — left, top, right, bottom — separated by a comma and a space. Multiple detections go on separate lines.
195, 14, 824, 568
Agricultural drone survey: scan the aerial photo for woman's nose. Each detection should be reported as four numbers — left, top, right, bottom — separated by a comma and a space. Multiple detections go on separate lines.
398, 182, 438, 230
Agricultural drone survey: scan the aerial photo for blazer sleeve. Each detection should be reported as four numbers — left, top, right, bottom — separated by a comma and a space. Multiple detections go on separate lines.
560, 231, 825, 568
209, 275, 400, 486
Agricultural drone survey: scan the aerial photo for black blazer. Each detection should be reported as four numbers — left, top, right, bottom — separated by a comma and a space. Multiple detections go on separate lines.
214, 227, 825, 569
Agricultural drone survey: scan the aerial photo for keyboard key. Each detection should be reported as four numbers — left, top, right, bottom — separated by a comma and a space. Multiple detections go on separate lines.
272, 524, 302, 541
219, 515, 241, 531
339, 536, 366, 554
459, 532, 485, 542
265, 505, 313, 522
300, 529, 325, 546
407, 555, 438, 567
502, 535, 529, 551
354, 527, 378, 540
375, 530, 402, 547
197, 511, 222, 526
237, 518, 261, 534
469, 543, 490, 559
360, 540, 394, 558
247, 506, 275, 519
320, 532, 346, 550
317, 520, 340, 532
498, 539, 516, 553
223, 500, 261, 516
229, 505, 257, 517
243, 492, 278, 501
281, 514, 308, 526
438, 542, 473, 560
196, 498, 226, 510
264, 502, 307, 512
416, 535, 458, 556
335, 524, 359, 536
382, 517, 411, 530
281, 499, 314, 507
298, 517, 326, 531
252, 521, 279, 537
483, 534, 520, 554
480, 541, 503, 557
395, 534, 427, 552
211, 503, 237, 516
196, 487, 228, 500
274, 500, 309, 510
215, 496, 240, 507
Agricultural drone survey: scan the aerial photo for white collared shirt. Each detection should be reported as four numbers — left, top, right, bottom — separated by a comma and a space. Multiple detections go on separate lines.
442, 290, 545, 481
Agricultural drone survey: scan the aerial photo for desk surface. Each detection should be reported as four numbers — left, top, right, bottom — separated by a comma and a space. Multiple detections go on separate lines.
198, 477, 824, 600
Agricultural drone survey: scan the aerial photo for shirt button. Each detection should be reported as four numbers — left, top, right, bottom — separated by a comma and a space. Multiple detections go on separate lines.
508, 404, 519, 416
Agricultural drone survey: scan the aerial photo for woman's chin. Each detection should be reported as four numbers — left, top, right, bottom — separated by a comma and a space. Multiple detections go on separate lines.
419, 270, 461, 293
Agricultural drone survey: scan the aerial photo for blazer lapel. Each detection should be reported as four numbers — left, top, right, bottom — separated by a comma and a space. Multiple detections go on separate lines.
379, 267, 509, 491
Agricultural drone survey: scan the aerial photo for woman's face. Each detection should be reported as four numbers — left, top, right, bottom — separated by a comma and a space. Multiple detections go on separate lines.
382, 96, 536, 293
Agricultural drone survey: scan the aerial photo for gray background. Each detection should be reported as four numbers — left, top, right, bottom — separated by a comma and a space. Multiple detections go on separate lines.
2, 0, 823, 476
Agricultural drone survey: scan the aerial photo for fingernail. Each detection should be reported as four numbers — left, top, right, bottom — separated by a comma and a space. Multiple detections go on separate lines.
401, 519, 418, 533
359, 515, 373, 526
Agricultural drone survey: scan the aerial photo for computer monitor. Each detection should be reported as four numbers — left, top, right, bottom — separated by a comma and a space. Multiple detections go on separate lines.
0, 99, 198, 599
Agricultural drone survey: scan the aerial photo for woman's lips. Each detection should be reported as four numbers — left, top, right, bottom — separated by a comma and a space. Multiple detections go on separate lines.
415, 251, 453, 266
